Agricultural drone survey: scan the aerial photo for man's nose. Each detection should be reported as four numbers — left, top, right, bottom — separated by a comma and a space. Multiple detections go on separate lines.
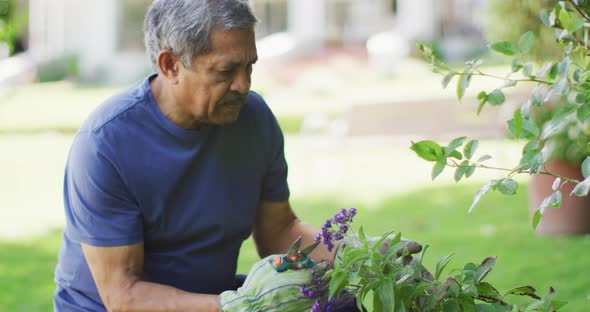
230, 70, 251, 95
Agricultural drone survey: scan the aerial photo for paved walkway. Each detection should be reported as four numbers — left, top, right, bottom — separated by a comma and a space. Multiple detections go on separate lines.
255, 44, 524, 139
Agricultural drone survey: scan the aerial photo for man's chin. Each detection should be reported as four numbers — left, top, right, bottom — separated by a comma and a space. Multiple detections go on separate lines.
213, 112, 241, 125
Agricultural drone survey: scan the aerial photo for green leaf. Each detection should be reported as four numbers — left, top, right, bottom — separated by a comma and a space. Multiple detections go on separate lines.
358, 225, 367, 243
513, 109, 523, 139
454, 162, 469, 182
558, 59, 571, 77
511, 58, 523, 72
518, 31, 534, 54
582, 157, 590, 179
457, 73, 469, 100
540, 10, 553, 27
328, 271, 347, 299
523, 63, 533, 76
442, 72, 455, 89
532, 91, 544, 106
573, 69, 582, 82
552, 178, 562, 191
550, 191, 562, 208
548, 63, 559, 80
477, 155, 492, 162
497, 178, 518, 195
490, 41, 518, 56
487, 89, 506, 106
503, 286, 541, 300
571, 177, 590, 197
465, 165, 476, 178
540, 120, 563, 141
448, 150, 463, 160
522, 139, 541, 154
435, 253, 455, 280
410, 140, 444, 162
477, 95, 488, 115
469, 181, 496, 213
475, 257, 496, 283
507, 117, 539, 139
532, 210, 542, 230
536, 63, 552, 78
577, 104, 590, 122
378, 279, 394, 312
558, 8, 572, 30
477, 282, 502, 300
538, 194, 552, 215
464, 140, 479, 160
568, 17, 586, 33
432, 159, 446, 181
445, 137, 467, 155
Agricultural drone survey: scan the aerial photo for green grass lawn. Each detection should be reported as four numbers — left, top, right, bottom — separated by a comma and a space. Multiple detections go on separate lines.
2, 183, 589, 311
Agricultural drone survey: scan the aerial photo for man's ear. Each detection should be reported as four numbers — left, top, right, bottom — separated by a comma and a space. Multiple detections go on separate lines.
157, 49, 181, 85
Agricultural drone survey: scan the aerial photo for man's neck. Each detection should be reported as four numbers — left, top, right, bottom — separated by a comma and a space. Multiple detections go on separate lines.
149, 75, 207, 130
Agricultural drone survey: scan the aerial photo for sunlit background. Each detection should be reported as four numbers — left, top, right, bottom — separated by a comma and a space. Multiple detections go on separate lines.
1, 0, 589, 311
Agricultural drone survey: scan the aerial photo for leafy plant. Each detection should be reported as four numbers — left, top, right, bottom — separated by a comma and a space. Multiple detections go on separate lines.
303, 209, 564, 312
0, 0, 26, 55
414, 1, 590, 230
484, 0, 560, 62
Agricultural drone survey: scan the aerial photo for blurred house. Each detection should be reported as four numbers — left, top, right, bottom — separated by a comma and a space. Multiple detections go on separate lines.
25, 0, 487, 84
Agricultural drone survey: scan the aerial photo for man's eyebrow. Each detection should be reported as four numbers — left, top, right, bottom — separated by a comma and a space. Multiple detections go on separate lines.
217, 58, 258, 67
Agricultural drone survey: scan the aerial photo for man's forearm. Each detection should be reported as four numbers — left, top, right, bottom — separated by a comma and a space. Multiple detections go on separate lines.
107, 280, 219, 312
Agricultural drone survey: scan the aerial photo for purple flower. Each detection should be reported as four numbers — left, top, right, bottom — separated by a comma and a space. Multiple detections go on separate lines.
349, 208, 357, 217
311, 300, 322, 312
333, 213, 345, 224
339, 224, 348, 233
300, 287, 315, 298
314, 233, 321, 242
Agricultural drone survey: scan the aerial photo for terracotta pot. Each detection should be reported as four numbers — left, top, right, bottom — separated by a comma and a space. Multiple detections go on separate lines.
528, 160, 590, 235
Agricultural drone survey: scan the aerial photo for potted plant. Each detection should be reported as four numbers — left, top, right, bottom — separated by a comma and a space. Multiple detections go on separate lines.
412, 0, 590, 234
485, 0, 590, 235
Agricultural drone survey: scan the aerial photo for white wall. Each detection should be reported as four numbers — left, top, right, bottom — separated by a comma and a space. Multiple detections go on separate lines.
77, 0, 118, 81
288, 0, 325, 47
29, 0, 66, 61
396, 0, 439, 41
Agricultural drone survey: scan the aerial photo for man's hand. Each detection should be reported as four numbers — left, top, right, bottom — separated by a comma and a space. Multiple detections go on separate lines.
219, 255, 316, 312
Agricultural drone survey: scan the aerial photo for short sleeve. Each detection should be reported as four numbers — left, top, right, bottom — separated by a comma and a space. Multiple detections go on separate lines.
259, 109, 290, 202
63, 131, 143, 246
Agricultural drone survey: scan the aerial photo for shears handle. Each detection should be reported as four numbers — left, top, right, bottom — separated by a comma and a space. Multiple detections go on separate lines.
272, 255, 292, 272
271, 255, 316, 272
299, 257, 316, 269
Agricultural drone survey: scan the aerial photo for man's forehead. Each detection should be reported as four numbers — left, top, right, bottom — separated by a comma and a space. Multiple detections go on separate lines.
204, 28, 257, 65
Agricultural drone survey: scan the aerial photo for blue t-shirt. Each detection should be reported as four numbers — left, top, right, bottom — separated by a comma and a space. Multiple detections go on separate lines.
53, 74, 290, 311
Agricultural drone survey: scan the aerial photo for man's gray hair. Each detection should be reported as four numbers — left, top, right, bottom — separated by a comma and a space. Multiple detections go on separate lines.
144, 0, 258, 71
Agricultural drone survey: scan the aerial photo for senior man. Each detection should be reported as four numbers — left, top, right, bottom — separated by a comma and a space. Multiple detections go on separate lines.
53, 0, 338, 311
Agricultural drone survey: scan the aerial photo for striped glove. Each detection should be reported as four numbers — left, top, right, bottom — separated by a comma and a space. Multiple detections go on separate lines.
219, 255, 316, 312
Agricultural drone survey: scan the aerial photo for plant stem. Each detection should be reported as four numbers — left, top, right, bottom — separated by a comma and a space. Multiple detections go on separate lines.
472, 70, 552, 85
448, 162, 581, 184
568, 0, 590, 24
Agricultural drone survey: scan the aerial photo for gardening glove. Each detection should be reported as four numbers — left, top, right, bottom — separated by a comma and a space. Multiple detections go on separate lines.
218, 255, 319, 312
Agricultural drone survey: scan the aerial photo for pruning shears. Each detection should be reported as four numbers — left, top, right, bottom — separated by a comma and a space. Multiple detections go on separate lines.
271, 236, 320, 272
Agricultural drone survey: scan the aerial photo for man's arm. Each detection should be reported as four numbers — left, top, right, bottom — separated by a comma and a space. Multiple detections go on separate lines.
252, 200, 333, 262
81, 242, 220, 312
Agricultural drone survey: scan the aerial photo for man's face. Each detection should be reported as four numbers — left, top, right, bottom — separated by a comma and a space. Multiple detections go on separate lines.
174, 27, 258, 126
